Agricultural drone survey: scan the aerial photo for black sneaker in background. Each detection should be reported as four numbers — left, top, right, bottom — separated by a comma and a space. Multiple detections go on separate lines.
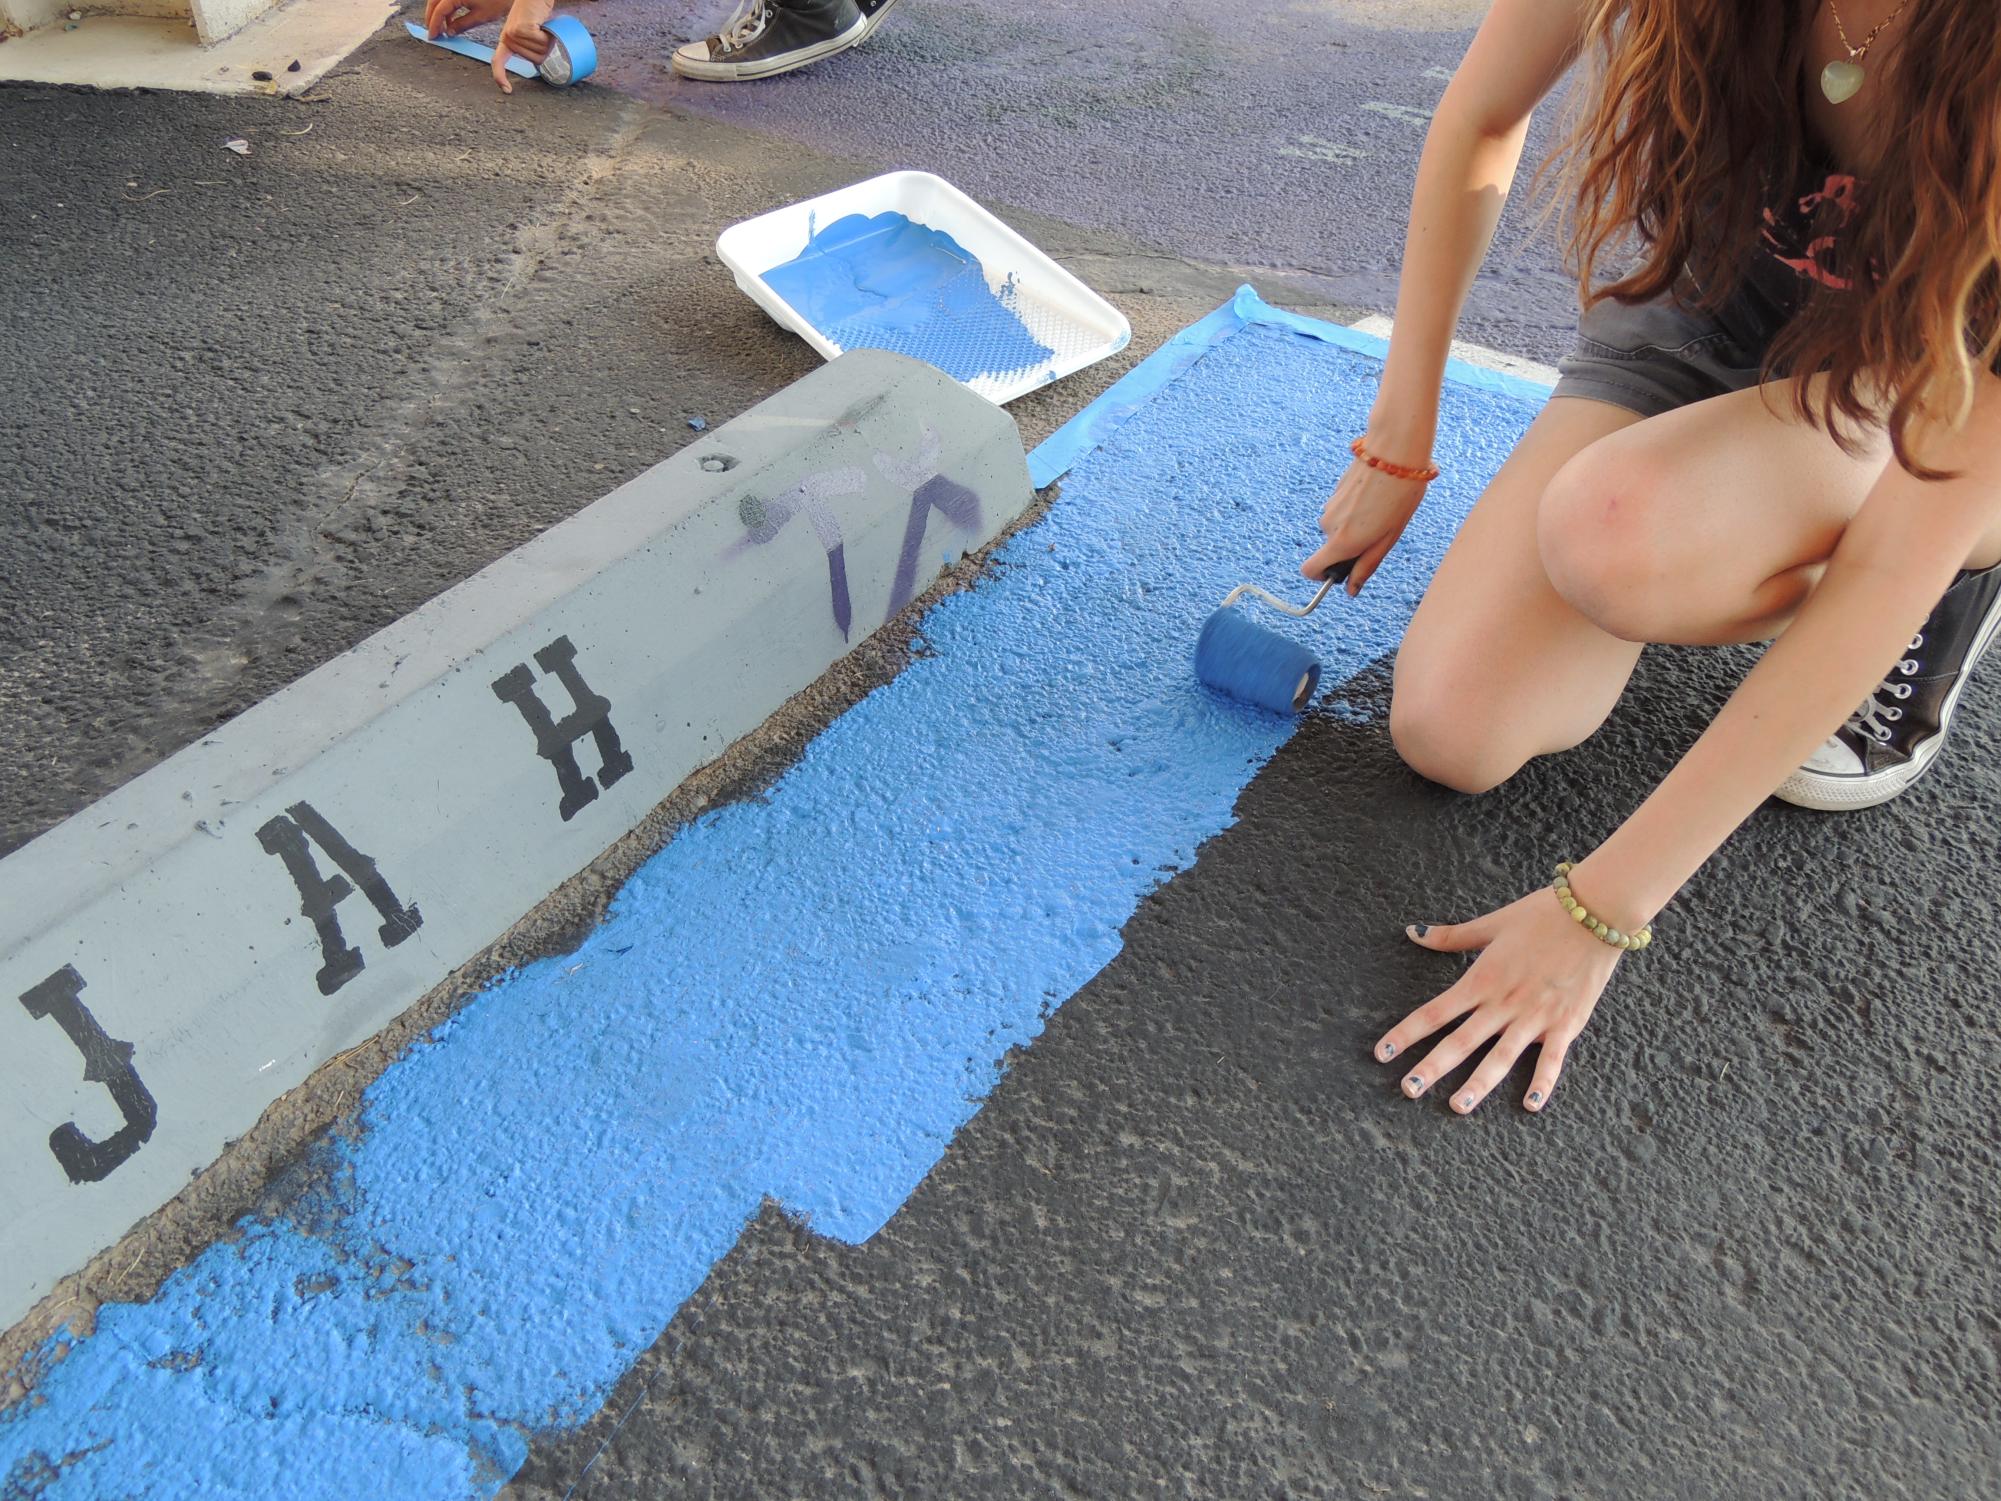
672, 0, 868, 81
855, 0, 903, 40
1776, 561, 2001, 810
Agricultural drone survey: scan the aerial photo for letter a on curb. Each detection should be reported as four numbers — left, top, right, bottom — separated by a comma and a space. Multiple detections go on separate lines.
18, 966, 157, 1183
257, 802, 424, 997
491, 635, 634, 821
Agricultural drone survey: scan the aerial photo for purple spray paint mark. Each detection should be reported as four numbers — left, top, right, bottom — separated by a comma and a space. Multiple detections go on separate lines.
871, 424, 942, 490
729, 467, 862, 639
873, 428, 978, 615
886, 476, 981, 618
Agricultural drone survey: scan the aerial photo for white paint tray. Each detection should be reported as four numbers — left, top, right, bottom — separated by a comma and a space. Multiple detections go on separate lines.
717, 170, 1131, 406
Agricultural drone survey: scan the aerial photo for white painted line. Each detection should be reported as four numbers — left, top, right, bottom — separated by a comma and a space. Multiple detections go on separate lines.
1278, 134, 1367, 164
1361, 101, 1435, 125
1349, 313, 1561, 388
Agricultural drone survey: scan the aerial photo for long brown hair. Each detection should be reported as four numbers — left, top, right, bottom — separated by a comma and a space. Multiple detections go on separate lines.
1558, 0, 2001, 477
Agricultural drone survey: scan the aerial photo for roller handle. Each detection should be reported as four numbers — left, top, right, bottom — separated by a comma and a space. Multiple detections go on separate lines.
1217, 556, 1358, 618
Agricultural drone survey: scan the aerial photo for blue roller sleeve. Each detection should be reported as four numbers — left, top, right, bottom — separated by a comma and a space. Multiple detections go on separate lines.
1194, 609, 1323, 714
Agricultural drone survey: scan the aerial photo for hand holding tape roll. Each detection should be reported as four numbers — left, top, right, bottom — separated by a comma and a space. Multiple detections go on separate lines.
409, 0, 597, 93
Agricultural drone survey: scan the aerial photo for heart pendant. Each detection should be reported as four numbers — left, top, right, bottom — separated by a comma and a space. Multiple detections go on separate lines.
1821, 58, 1865, 104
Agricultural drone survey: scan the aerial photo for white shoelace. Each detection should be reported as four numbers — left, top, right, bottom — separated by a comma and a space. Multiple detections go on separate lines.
714, 0, 773, 51
1846, 631, 1922, 744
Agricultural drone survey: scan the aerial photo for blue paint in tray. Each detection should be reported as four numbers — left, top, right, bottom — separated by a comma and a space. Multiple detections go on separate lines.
0, 291, 1544, 1498
763, 212, 1055, 383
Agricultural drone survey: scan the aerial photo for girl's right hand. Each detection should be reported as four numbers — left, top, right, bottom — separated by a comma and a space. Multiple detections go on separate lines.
1302, 444, 1435, 594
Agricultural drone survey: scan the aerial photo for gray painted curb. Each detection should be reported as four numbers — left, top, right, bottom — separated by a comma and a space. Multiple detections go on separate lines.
0, 350, 1030, 1329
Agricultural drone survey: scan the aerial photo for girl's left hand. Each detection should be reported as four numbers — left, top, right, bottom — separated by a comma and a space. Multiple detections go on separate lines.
425, 0, 508, 37
1374, 888, 1625, 1114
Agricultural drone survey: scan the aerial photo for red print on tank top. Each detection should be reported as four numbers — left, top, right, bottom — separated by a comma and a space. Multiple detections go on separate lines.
1760, 171, 1861, 291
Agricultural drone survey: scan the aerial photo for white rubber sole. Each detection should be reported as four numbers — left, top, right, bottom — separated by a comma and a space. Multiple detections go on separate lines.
1774, 579, 2001, 812
671, 12, 868, 80
1772, 735, 1945, 811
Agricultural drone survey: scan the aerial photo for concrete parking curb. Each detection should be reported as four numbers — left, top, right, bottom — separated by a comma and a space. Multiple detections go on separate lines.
0, 349, 1031, 1329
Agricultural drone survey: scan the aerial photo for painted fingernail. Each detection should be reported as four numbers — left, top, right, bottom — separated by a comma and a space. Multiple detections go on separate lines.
1379, 1041, 1396, 1060
1404, 1074, 1423, 1094
1408, 923, 1430, 938
1527, 1090, 1543, 1108
1458, 1093, 1476, 1112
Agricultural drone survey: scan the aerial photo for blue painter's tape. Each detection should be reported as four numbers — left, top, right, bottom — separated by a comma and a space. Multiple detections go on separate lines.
540, 14, 597, 85
406, 20, 536, 77
1025, 292, 1253, 489
404, 16, 596, 85
1026, 284, 1552, 489
0, 302, 1544, 1498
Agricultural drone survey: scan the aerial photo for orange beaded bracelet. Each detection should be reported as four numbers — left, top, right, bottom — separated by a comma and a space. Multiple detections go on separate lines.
1349, 435, 1440, 483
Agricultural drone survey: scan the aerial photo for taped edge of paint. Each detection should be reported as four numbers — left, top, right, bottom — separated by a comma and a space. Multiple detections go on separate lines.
405, 14, 597, 85
1024, 285, 1553, 490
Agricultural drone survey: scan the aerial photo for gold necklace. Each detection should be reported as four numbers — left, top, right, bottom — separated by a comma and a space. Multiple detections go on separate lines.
1820, 0, 1913, 104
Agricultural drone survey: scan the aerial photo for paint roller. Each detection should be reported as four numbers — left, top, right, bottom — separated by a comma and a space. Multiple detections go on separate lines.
1192, 558, 1354, 714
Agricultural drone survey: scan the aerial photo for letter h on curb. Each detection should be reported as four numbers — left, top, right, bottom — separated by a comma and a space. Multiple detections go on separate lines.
491, 635, 634, 821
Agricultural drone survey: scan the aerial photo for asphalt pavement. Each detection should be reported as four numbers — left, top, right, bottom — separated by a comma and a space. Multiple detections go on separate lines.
511, 653, 2001, 1499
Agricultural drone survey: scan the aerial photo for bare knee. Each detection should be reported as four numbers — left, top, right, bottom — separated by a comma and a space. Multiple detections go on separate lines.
1536, 444, 1673, 643
1388, 671, 1526, 795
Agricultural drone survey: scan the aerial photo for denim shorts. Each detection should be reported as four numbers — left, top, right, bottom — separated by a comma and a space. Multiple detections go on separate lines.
1551, 288, 1772, 419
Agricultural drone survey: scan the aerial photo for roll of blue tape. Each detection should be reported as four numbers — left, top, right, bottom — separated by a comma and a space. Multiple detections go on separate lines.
538, 14, 597, 86
405, 16, 596, 86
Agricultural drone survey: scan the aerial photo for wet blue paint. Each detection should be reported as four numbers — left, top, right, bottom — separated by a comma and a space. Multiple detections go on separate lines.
0, 295, 1542, 1498
763, 212, 1054, 383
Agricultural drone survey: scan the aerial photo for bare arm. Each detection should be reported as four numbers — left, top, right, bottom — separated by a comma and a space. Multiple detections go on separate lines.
1306, 0, 1590, 588
1574, 381, 2001, 932
1368, 0, 1590, 460
1377, 378, 2001, 1113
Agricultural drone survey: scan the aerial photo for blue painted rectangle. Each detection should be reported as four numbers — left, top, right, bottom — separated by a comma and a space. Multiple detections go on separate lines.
0, 291, 1544, 1498
1027, 285, 1553, 488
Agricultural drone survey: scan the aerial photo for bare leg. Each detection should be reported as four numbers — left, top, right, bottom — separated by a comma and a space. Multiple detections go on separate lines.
1393, 380, 1898, 793
1391, 398, 1644, 793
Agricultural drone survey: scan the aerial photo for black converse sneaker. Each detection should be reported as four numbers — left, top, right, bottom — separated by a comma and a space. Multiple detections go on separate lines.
1775, 561, 2001, 811
671, 0, 868, 81
855, 0, 903, 40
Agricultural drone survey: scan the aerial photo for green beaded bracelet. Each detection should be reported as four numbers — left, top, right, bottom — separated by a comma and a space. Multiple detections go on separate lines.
1552, 861, 1653, 953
